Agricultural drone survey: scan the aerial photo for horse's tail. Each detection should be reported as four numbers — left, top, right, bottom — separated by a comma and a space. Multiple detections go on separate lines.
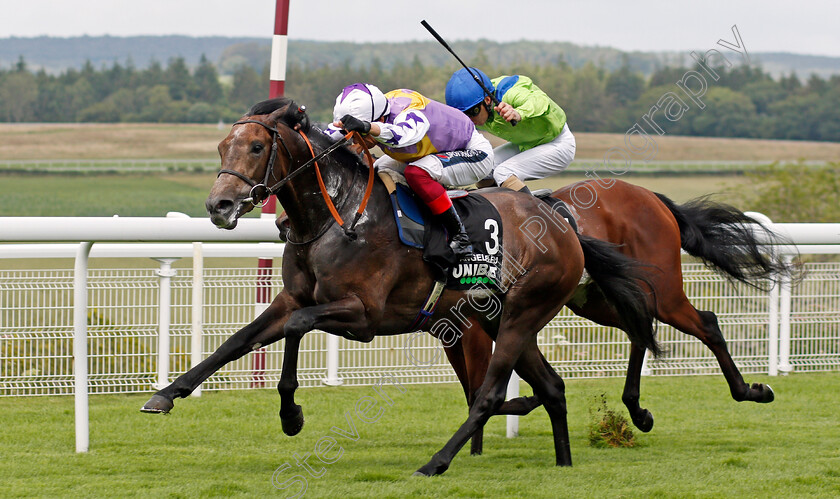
654, 193, 798, 288
575, 233, 660, 356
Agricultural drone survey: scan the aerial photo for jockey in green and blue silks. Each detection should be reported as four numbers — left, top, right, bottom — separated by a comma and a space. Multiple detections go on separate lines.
445, 68, 576, 194
326, 83, 495, 258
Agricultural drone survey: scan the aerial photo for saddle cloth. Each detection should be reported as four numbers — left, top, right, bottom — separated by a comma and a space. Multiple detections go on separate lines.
383, 176, 504, 291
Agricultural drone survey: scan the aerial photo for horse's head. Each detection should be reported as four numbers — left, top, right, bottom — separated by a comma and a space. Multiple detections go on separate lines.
206, 98, 309, 229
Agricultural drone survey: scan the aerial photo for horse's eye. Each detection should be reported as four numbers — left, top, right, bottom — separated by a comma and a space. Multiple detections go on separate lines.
251, 143, 264, 154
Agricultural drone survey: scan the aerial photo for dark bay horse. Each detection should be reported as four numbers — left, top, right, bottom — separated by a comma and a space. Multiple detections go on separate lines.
446, 179, 795, 455
140, 98, 659, 475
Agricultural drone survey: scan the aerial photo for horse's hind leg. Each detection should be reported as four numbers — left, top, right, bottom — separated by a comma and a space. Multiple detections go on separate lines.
513, 342, 572, 466
661, 303, 774, 403
414, 328, 527, 477
567, 297, 655, 432
450, 322, 544, 456
623, 344, 654, 432
442, 329, 486, 456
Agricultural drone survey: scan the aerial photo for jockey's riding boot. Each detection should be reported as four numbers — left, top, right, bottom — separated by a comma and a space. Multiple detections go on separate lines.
438, 206, 473, 258
501, 175, 530, 194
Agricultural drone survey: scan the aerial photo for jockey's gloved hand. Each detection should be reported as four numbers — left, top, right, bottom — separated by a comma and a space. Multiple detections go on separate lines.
340, 114, 371, 135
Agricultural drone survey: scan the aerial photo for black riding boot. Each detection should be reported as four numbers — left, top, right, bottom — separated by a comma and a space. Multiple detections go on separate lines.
438, 206, 473, 258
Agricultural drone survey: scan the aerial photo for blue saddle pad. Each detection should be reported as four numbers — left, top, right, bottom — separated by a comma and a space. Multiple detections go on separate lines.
390, 184, 427, 248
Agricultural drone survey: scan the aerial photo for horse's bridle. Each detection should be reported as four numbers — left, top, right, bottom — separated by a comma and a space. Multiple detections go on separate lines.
216, 117, 374, 241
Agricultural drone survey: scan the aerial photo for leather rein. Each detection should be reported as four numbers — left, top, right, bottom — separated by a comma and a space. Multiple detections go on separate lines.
217, 118, 375, 241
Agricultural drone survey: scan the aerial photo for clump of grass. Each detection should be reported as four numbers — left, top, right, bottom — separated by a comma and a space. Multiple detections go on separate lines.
587, 393, 635, 448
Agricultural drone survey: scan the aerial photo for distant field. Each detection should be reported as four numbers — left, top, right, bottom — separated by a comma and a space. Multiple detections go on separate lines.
0, 172, 749, 218
2, 123, 839, 162
1, 122, 825, 218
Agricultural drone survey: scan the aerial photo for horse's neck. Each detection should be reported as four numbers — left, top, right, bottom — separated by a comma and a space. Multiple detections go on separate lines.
280, 158, 370, 239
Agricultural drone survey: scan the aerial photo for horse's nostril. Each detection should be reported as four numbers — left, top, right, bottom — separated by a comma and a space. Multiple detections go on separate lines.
207, 198, 234, 215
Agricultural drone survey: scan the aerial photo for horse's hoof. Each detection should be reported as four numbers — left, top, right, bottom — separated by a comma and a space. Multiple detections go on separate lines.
414, 458, 448, 477
754, 383, 775, 403
280, 405, 304, 436
633, 409, 654, 433
140, 394, 173, 414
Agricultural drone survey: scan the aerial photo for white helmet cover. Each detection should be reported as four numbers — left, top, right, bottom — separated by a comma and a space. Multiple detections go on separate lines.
333, 83, 390, 123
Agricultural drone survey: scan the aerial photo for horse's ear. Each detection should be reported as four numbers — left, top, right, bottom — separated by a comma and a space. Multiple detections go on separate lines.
267, 106, 288, 126
275, 104, 311, 132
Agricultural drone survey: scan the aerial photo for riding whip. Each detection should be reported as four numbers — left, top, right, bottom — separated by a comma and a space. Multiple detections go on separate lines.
421, 20, 518, 126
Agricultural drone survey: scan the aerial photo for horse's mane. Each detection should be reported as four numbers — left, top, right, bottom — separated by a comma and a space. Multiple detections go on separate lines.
248, 97, 369, 171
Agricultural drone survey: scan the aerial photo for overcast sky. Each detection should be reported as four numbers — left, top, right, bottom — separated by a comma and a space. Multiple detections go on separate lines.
2, 0, 840, 57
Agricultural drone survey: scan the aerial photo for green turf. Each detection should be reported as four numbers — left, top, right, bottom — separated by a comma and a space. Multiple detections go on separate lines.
1, 373, 838, 498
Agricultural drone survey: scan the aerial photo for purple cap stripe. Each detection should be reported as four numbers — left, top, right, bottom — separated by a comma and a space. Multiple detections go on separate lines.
340, 83, 372, 102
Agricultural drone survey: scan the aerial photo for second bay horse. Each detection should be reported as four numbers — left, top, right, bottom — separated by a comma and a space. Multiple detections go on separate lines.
446, 179, 794, 455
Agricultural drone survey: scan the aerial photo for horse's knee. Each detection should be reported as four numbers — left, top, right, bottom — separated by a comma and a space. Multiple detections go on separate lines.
284, 311, 313, 337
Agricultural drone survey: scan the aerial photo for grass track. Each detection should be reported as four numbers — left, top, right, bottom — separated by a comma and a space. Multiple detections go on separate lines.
1, 373, 838, 498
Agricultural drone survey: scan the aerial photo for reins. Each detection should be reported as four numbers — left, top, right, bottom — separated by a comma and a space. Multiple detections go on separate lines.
217, 116, 376, 241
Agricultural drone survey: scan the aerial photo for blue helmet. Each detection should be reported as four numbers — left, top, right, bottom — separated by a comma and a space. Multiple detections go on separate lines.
445, 68, 493, 111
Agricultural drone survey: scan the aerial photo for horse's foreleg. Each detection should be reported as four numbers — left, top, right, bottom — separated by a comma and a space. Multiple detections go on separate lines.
622, 344, 654, 432
275, 296, 372, 436
277, 331, 305, 436
141, 292, 297, 414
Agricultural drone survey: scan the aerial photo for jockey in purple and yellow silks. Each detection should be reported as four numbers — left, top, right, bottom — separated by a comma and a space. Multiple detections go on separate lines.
325, 83, 494, 259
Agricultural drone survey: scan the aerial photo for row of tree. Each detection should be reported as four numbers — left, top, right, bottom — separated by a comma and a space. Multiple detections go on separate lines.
1, 54, 839, 141
0, 56, 266, 124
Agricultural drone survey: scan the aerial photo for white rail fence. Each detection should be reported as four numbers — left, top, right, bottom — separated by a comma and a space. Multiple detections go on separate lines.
1, 216, 839, 452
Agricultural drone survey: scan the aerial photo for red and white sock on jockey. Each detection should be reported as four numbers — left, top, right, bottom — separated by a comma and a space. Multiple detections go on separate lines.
404, 165, 473, 258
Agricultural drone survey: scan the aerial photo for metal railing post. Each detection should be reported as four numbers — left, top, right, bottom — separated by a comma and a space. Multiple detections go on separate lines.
154, 258, 178, 390
74, 241, 93, 453
506, 372, 520, 438
768, 281, 780, 376
323, 334, 344, 386
778, 254, 794, 374
191, 243, 203, 397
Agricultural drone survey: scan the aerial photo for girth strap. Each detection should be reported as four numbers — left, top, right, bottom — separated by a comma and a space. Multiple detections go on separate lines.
404, 280, 446, 333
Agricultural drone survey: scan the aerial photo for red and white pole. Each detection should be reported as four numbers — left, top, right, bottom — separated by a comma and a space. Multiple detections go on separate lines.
253, 0, 290, 387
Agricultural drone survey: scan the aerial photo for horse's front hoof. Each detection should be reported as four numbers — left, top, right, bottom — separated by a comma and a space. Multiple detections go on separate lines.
754, 383, 775, 403
633, 409, 654, 433
140, 394, 174, 414
280, 405, 304, 436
